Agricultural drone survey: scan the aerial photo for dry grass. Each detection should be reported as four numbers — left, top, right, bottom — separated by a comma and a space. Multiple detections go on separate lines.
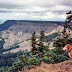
23, 60, 72, 72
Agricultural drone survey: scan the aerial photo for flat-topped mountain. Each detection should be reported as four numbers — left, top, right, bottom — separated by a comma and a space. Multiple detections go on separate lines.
0, 20, 64, 53
0, 20, 63, 32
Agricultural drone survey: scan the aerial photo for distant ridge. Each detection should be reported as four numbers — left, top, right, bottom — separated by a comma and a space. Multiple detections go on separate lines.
0, 20, 64, 31
3, 20, 64, 24
0, 20, 17, 31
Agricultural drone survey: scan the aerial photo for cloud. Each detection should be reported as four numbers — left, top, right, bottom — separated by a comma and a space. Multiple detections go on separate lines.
0, 0, 72, 23
58, 0, 72, 7
0, 3, 20, 9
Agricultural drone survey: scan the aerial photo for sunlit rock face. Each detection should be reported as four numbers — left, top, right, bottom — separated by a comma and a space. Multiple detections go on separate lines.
0, 20, 63, 52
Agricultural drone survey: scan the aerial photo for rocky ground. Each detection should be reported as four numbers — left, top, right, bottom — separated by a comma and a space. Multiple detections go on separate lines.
24, 60, 72, 72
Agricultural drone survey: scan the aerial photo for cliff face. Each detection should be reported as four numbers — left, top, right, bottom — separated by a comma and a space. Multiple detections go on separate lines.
0, 20, 63, 53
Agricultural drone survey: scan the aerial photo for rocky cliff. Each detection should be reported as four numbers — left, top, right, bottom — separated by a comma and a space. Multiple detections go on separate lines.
0, 20, 63, 53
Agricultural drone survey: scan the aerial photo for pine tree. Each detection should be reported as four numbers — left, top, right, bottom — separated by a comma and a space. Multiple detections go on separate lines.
38, 29, 49, 57
31, 31, 38, 55
40, 29, 45, 42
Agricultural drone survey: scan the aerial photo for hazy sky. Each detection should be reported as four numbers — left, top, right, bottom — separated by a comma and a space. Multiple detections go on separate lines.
0, 0, 72, 23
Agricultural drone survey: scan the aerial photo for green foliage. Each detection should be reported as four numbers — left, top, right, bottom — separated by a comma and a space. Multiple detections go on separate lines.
52, 47, 69, 62
7, 29, 70, 72
37, 29, 49, 58
52, 54, 68, 63
38, 42, 44, 57
0, 49, 31, 71
0, 66, 9, 72
38, 42, 49, 58
31, 29, 49, 58
0, 51, 30, 72
8, 53, 30, 72
18, 54, 41, 66
8, 60, 24, 72
28, 54, 41, 65
51, 49, 68, 63
53, 34, 72, 48
31, 31, 38, 55
8, 54, 41, 72
18, 54, 29, 67
41, 48, 69, 64
52, 48, 65, 55
7, 46, 69, 72
41, 57, 54, 64
40, 29, 45, 42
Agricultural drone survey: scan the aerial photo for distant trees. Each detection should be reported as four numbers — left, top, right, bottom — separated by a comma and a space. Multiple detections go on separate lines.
7, 51, 31, 72
0, 51, 25, 67
0, 38, 5, 50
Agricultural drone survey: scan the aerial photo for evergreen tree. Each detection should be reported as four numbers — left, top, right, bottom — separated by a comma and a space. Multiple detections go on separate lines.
38, 29, 48, 57
31, 31, 38, 55
40, 29, 45, 42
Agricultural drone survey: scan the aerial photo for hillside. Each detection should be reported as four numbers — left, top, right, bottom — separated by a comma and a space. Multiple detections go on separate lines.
24, 60, 72, 72
0, 20, 64, 53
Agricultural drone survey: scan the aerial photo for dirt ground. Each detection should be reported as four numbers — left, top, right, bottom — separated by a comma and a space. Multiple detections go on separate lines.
24, 60, 72, 72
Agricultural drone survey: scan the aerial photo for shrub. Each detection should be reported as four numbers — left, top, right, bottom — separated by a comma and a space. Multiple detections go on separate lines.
40, 57, 54, 64
52, 48, 65, 55
41, 48, 69, 64
51, 53, 68, 63
8, 60, 24, 72
18, 54, 30, 67
28, 54, 41, 65
53, 34, 72, 48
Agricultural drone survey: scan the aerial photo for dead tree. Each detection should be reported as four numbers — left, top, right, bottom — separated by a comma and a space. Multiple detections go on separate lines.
63, 11, 72, 37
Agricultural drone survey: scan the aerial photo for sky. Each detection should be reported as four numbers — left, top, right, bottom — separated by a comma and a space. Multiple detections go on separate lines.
0, 0, 72, 23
